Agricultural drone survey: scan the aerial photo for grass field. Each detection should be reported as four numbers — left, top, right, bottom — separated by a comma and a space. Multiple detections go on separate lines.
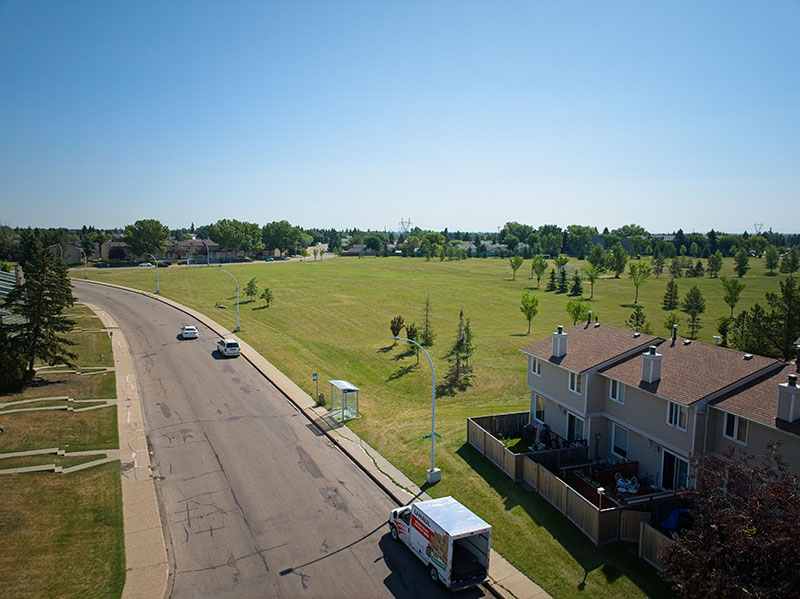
82, 255, 790, 599
0, 304, 124, 598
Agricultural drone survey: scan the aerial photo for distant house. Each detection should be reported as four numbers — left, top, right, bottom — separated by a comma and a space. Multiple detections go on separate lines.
166, 238, 221, 261
341, 244, 376, 257
100, 240, 133, 262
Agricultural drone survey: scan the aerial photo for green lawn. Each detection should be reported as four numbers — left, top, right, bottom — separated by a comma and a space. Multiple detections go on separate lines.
81, 255, 789, 599
0, 463, 125, 599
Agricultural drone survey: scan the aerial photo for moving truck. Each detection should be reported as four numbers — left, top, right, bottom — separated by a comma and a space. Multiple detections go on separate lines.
388, 496, 491, 590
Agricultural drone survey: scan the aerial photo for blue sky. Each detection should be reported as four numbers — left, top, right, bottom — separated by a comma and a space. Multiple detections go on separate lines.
1, 1, 798, 234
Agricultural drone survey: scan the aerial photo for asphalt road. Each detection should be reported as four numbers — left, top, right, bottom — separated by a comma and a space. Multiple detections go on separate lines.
74, 281, 484, 599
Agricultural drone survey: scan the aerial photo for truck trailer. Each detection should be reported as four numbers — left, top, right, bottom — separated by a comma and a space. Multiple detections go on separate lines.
388, 496, 491, 591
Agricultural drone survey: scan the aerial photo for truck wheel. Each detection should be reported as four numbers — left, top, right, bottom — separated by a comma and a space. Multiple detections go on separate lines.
429, 566, 439, 584
390, 525, 399, 541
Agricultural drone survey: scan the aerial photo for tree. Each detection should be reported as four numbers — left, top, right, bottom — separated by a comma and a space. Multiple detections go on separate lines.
628, 261, 652, 304
124, 219, 169, 258
682, 285, 706, 339
587, 243, 606, 269
262, 220, 302, 255
625, 305, 654, 335
606, 242, 628, 278
716, 316, 732, 347
582, 263, 601, 300
420, 295, 435, 347
520, 292, 539, 334
390, 315, 405, 340
569, 270, 583, 296
0, 319, 29, 391
721, 276, 745, 318
733, 247, 750, 278
4, 233, 76, 375
764, 245, 779, 275
780, 246, 800, 275
664, 311, 680, 335
545, 268, 557, 292
566, 225, 596, 257
706, 250, 723, 278
663, 279, 679, 310
530, 255, 547, 287
651, 254, 665, 278
260, 287, 274, 307
444, 309, 475, 387
508, 256, 523, 280
244, 278, 259, 301
553, 254, 569, 270
660, 443, 800, 599
566, 300, 589, 325
557, 267, 568, 293
405, 322, 419, 364
669, 257, 683, 278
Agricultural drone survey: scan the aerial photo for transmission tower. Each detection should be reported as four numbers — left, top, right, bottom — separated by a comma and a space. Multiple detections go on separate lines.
753, 222, 763, 235
399, 218, 412, 234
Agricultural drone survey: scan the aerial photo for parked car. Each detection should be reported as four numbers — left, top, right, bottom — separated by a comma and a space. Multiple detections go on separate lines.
138, 262, 153, 267
158, 261, 172, 267
216, 338, 240, 357
180, 325, 198, 339
265, 257, 274, 262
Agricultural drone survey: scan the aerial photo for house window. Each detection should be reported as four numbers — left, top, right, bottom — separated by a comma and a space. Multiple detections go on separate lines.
666, 401, 687, 431
723, 413, 748, 445
568, 372, 582, 395
662, 450, 689, 490
533, 394, 545, 423
611, 423, 628, 459
609, 379, 624, 404
531, 357, 541, 377
567, 413, 584, 441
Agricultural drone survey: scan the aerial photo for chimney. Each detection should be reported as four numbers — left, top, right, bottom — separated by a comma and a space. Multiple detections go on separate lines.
713, 335, 721, 345
777, 374, 800, 422
594, 315, 600, 328
642, 346, 662, 383
552, 325, 568, 358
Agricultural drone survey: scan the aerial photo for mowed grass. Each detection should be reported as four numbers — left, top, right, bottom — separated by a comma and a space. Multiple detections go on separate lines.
0, 303, 124, 599
0, 463, 124, 599
83, 256, 789, 599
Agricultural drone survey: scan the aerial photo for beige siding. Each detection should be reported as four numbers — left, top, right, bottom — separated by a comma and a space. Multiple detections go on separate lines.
585, 371, 606, 413
708, 409, 800, 475
527, 359, 585, 416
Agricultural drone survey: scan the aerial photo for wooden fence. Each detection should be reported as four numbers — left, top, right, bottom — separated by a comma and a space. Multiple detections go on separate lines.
466, 414, 533, 481
639, 521, 673, 570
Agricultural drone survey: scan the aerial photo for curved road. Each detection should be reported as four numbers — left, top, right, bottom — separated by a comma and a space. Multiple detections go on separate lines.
74, 282, 476, 599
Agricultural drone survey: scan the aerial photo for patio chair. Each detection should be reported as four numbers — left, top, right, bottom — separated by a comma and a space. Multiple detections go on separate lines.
614, 472, 622, 483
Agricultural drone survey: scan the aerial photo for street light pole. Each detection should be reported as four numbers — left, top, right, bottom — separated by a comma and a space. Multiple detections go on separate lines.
218, 268, 240, 332
49, 244, 63, 262
202, 239, 210, 266
78, 247, 88, 279
393, 336, 441, 484
145, 253, 159, 294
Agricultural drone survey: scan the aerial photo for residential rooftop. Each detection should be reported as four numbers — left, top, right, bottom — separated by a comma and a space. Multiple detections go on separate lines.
520, 321, 658, 373
601, 336, 780, 406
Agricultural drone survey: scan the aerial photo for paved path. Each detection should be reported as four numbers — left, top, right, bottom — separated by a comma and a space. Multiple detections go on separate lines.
75, 279, 550, 599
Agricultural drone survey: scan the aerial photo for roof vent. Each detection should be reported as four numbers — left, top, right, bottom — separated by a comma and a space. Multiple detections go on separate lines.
713, 335, 721, 345
744, 354, 753, 360
789, 374, 798, 387
683, 339, 691, 346
633, 332, 640, 338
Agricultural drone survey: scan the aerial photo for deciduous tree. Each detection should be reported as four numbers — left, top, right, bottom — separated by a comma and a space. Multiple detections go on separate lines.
530, 255, 548, 287
706, 250, 723, 278
260, 287, 274, 307
764, 245, 779, 275
606, 242, 628, 278
124, 219, 169, 258
582, 263, 601, 300
721, 276, 745, 318
390, 315, 405, 340
520, 292, 539, 334
733, 248, 750, 278
628, 262, 652, 304
244, 278, 259, 301
565, 300, 588, 325
508, 256, 523, 280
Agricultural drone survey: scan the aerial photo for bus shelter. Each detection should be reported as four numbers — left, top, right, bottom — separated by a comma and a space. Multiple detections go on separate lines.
328, 380, 360, 422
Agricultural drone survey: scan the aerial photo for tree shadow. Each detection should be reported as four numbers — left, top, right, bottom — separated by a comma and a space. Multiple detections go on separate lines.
510, 333, 529, 337
387, 364, 417, 381
252, 304, 270, 310
392, 349, 416, 362
435, 369, 473, 397
619, 303, 639, 309
524, 286, 541, 290
377, 344, 394, 354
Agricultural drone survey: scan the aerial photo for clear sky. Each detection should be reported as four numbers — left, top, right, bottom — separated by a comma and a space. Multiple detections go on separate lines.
1, 1, 798, 234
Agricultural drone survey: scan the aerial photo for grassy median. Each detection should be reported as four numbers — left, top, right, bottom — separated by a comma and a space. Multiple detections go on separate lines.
83, 256, 789, 598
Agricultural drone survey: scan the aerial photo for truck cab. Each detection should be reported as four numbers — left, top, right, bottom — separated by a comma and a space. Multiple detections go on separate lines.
389, 497, 491, 591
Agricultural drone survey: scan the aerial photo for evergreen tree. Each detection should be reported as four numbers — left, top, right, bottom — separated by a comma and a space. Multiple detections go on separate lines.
682, 285, 706, 339
545, 268, 557, 292
706, 250, 723, 278
405, 322, 419, 364
420, 295, 435, 346
569, 270, 583, 296
557, 268, 568, 293
4, 234, 76, 375
651, 254, 665, 278
444, 309, 475, 387
692, 260, 705, 278
664, 311, 680, 335
764, 245, 780, 275
0, 321, 29, 391
716, 316, 732, 347
626, 305, 654, 334
669, 257, 683, 278
780, 246, 800, 275
663, 279, 679, 310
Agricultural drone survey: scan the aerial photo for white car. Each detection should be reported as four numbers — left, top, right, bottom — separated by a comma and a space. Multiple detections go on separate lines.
217, 338, 240, 357
180, 325, 198, 339
138, 262, 153, 267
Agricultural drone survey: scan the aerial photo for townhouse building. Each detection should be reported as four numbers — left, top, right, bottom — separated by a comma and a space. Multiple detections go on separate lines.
520, 319, 800, 490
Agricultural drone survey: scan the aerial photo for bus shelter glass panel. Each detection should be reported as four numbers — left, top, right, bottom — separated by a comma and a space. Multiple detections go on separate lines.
329, 380, 360, 422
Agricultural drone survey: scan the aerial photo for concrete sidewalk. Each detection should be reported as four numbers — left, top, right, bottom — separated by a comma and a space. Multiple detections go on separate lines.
78, 279, 551, 599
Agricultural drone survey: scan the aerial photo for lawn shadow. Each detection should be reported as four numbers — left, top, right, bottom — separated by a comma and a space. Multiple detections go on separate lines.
510, 333, 529, 337
454, 443, 672, 598
376, 344, 394, 354
392, 349, 416, 362
387, 364, 417, 381
252, 304, 269, 310
619, 303, 639, 309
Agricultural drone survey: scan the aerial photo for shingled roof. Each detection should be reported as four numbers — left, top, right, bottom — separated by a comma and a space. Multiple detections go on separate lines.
601, 337, 780, 406
713, 363, 800, 436
520, 322, 658, 373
